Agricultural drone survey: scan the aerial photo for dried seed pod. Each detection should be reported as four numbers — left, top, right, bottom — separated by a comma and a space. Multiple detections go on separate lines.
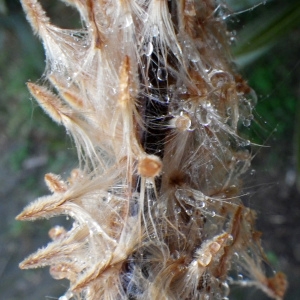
17, 0, 287, 299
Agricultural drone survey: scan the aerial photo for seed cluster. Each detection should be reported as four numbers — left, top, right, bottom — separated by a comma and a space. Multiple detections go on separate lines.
18, 0, 287, 299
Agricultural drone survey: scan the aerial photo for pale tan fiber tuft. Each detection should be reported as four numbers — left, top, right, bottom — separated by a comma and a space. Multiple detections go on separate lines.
45, 173, 68, 193
27, 82, 68, 124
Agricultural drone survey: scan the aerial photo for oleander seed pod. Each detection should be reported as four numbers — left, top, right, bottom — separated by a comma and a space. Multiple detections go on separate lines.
17, 0, 287, 299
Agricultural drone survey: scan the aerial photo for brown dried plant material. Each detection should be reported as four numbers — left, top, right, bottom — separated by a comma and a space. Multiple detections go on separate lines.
18, 0, 287, 299
137, 155, 162, 178
45, 173, 68, 193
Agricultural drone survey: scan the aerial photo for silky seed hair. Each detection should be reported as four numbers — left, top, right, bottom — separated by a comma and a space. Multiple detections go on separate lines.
17, 0, 287, 299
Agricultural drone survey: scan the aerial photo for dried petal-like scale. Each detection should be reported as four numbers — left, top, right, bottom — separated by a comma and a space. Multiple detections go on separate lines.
18, 0, 287, 299
45, 173, 68, 193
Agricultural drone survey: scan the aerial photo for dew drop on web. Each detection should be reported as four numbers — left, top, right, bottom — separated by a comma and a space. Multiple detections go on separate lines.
242, 118, 251, 127
157, 67, 168, 81
174, 206, 181, 214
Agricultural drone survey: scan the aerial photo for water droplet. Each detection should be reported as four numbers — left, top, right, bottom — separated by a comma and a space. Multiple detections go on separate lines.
209, 70, 232, 88
204, 63, 212, 73
221, 282, 230, 296
245, 89, 257, 108
164, 94, 170, 103
157, 67, 168, 81
171, 250, 180, 260
237, 274, 243, 280
198, 201, 205, 208
188, 50, 200, 62
148, 198, 154, 207
151, 24, 159, 37
59, 292, 73, 300
209, 241, 221, 253
172, 114, 191, 131
149, 233, 156, 239
229, 36, 236, 44
140, 11, 149, 22
198, 252, 212, 266
185, 209, 193, 216
107, 192, 112, 202
226, 107, 232, 116
175, 206, 182, 214
233, 252, 239, 259
242, 118, 251, 127
175, 190, 185, 201
226, 234, 234, 245
120, 12, 133, 28
196, 106, 211, 126
144, 42, 153, 56
178, 84, 187, 94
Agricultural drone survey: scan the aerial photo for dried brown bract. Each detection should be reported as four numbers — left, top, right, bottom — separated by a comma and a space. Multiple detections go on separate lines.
17, 0, 287, 299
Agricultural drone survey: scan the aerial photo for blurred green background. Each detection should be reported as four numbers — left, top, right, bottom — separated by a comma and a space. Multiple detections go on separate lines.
0, 0, 299, 299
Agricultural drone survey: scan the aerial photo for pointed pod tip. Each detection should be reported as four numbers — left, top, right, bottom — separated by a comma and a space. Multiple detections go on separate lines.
15, 206, 40, 221
26, 82, 64, 124
19, 261, 26, 270
15, 211, 27, 221
19, 258, 31, 270
19, 257, 40, 270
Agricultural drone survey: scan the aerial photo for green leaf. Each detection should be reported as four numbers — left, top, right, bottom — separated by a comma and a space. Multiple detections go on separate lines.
0, 0, 7, 15
233, 1, 300, 66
